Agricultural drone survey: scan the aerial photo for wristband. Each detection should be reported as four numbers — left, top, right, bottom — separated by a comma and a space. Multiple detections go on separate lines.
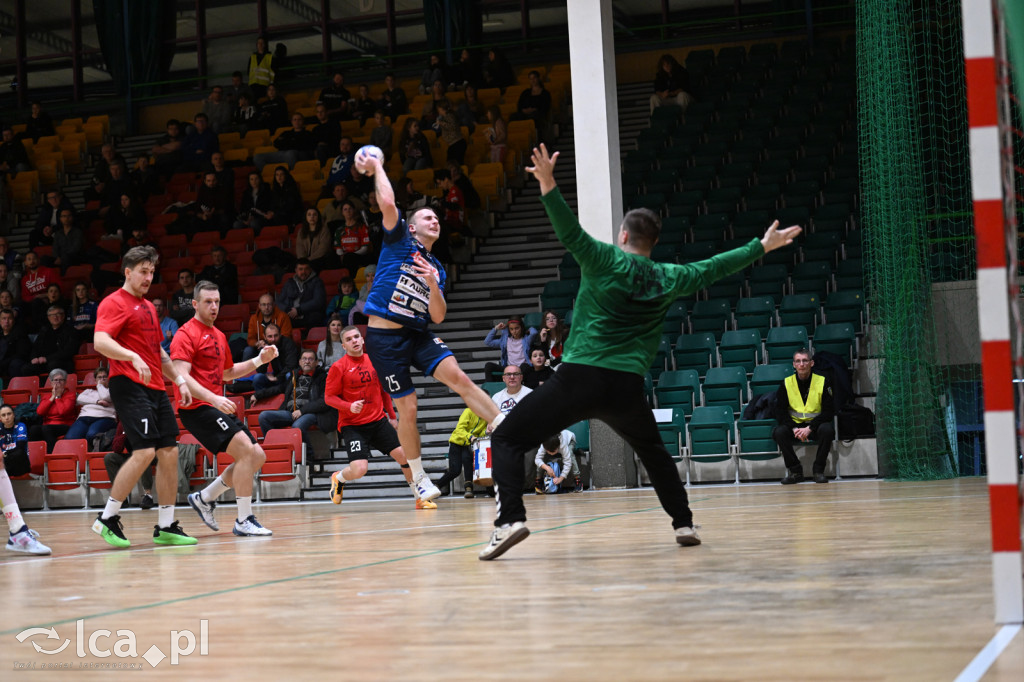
251, 357, 264, 371
174, 375, 186, 387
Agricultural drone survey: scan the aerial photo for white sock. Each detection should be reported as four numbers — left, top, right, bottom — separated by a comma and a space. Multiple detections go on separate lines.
102, 496, 123, 520
201, 476, 231, 503
489, 412, 506, 430
0, 470, 24, 533
407, 456, 425, 481
237, 496, 252, 521
157, 505, 174, 529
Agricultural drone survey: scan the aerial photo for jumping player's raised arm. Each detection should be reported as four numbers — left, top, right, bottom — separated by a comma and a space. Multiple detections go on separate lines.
366, 154, 399, 230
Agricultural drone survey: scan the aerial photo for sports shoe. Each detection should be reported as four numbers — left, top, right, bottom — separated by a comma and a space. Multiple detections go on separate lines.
573, 477, 583, 493
233, 515, 273, 536
780, 469, 805, 485
329, 471, 346, 504
534, 481, 544, 495
6, 525, 51, 555
153, 521, 198, 545
478, 521, 530, 561
92, 514, 130, 548
140, 493, 155, 510
675, 526, 702, 547
415, 498, 437, 510
464, 483, 474, 499
813, 472, 829, 484
413, 473, 441, 502
187, 492, 219, 531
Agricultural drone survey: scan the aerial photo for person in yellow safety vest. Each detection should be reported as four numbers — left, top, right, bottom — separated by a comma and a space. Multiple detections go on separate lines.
248, 36, 275, 102
772, 348, 835, 485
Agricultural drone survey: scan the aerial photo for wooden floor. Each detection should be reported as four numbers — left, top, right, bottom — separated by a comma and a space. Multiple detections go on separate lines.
1, 477, 1021, 680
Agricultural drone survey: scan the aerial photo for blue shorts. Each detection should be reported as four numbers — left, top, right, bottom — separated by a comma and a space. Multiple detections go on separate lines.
364, 326, 454, 398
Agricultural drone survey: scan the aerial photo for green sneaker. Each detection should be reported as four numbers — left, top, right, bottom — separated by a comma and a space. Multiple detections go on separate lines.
153, 521, 198, 546
92, 514, 130, 548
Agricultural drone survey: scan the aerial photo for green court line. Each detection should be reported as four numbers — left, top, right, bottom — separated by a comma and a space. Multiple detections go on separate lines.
1, 503, 690, 636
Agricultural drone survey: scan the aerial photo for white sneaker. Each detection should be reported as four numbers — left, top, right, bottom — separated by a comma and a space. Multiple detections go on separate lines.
188, 492, 219, 531
478, 521, 530, 561
233, 515, 272, 537
7, 526, 51, 555
675, 525, 702, 547
413, 473, 441, 502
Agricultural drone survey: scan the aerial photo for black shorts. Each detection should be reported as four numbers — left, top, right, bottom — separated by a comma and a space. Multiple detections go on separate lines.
341, 416, 401, 461
109, 375, 179, 451
364, 326, 453, 398
180, 405, 255, 455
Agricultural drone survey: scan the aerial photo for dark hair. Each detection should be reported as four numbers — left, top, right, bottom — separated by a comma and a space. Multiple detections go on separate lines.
324, 313, 345, 357
178, 268, 194, 278
433, 169, 451, 183
123, 245, 160, 271
294, 257, 311, 268
194, 112, 208, 122
338, 277, 355, 290
621, 208, 661, 250
232, 70, 243, 78
297, 209, 323, 242
528, 70, 541, 79
542, 435, 560, 452
794, 348, 812, 360
211, 245, 227, 255
166, 118, 180, 128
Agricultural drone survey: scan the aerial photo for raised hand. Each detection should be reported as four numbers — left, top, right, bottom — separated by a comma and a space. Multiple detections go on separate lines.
760, 220, 803, 253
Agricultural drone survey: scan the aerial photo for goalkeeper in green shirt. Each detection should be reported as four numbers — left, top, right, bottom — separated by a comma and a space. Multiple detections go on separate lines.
479, 144, 802, 560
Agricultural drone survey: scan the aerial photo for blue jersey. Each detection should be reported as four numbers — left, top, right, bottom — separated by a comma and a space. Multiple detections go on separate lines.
0, 422, 27, 453
364, 212, 446, 331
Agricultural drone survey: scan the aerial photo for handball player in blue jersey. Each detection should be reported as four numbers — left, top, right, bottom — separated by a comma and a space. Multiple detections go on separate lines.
359, 152, 503, 501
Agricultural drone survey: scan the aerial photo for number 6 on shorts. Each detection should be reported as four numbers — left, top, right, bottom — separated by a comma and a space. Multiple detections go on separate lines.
216, 417, 229, 431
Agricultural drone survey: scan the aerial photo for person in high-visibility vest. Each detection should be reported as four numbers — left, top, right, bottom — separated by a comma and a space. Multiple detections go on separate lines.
247, 36, 274, 102
772, 348, 836, 484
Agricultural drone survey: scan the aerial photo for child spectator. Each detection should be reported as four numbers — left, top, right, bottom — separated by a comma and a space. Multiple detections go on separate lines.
483, 316, 537, 382
534, 309, 567, 366
521, 347, 554, 389
326, 280, 357, 322
347, 263, 374, 325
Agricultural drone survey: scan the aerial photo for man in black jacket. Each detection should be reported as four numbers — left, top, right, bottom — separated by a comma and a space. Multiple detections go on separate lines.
29, 306, 77, 374
249, 323, 299, 394
198, 246, 239, 305
256, 349, 337, 458
0, 309, 31, 380
772, 348, 835, 484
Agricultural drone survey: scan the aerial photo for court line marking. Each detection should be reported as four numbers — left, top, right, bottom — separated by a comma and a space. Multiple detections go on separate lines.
954, 624, 1022, 682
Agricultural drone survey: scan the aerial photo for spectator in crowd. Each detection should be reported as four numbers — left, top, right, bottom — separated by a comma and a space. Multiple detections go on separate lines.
395, 177, 428, 212
456, 84, 486, 134
451, 48, 483, 90
0, 264, 20, 302
482, 47, 516, 91
97, 162, 132, 219
255, 112, 316, 170
484, 317, 536, 382
232, 93, 258, 134
66, 367, 117, 443
447, 161, 480, 210
192, 171, 233, 235
399, 118, 432, 173
311, 104, 341, 165
19, 251, 59, 327
28, 222, 55, 250
342, 162, 373, 202
180, 113, 219, 172
362, 190, 385, 251
434, 169, 465, 235
351, 84, 377, 125
322, 137, 356, 195
347, 263, 374, 325
257, 349, 335, 459
44, 284, 67, 318
34, 368, 77, 451
104, 193, 145, 239
0, 292, 21, 322
237, 293, 291, 361
244, 322, 298, 393
87, 143, 128, 201
773, 349, 836, 485
254, 83, 288, 131
52, 208, 84, 274
0, 308, 31, 379
104, 421, 155, 509
120, 225, 159, 256
247, 35, 275, 101
322, 183, 350, 227
269, 165, 303, 226
234, 171, 275, 232
534, 309, 567, 366
420, 80, 448, 127
436, 406, 487, 498
277, 258, 326, 329
0, 237, 20, 273
318, 71, 351, 121
484, 105, 507, 163
316, 315, 346, 368
0, 126, 31, 175
129, 157, 161, 202
650, 53, 693, 114
491, 364, 532, 414
420, 54, 446, 94
534, 430, 583, 494
153, 297, 178, 353
70, 282, 98, 342
198, 246, 239, 305
511, 70, 552, 142
35, 190, 75, 236
207, 151, 235, 195
202, 85, 233, 133
325, 279, 357, 323
378, 73, 408, 121
169, 268, 197, 325
433, 99, 466, 164
151, 119, 185, 180
30, 306, 76, 373
295, 208, 336, 273
23, 101, 55, 143
332, 201, 371, 276
225, 70, 254, 107
368, 110, 393, 158
0, 403, 30, 477
521, 347, 554, 389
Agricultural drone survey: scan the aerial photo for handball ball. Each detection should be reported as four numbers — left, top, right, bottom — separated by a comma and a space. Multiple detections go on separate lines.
355, 145, 384, 175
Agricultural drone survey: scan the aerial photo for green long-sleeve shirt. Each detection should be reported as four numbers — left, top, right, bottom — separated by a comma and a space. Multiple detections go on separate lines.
541, 187, 765, 376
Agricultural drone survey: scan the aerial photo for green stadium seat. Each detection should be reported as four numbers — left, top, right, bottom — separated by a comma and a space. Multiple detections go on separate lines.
719, 329, 762, 373
651, 335, 673, 372
749, 363, 794, 398
749, 263, 790, 297
737, 418, 781, 464
523, 312, 543, 329
765, 326, 809, 364
655, 369, 701, 415
791, 260, 833, 296
800, 231, 842, 264
705, 271, 746, 304
779, 293, 821, 329
541, 279, 577, 312
812, 322, 857, 365
482, 382, 505, 396
824, 289, 865, 332
656, 407, 688, 462
568, 420, 590, 454
835, 257, 863, 290
702, 365, 748, 413
673, 332, 717, 376
734, 295, 776, 338
690, 299, 732, 339
686, 405, 737, 484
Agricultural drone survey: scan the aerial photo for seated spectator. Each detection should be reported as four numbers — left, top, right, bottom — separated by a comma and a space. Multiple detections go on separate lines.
447, 160, 480, 210
235, 293, 292, 361
66, 367, 117, 442
650, 53, 693, 114
70, 282, 98, 341
179, 113, 219, 172
169, 269, 196, 325
420, 54, 446, 94
521, 347, 554, 389
243, 322, 298, 393
44, 284, 67, 317
295, 208, 337, 274
19, 251, 59, 327
435, 406, 487, 497
342, 163, 373, 204
0, 126, 31, 176
254, 112, 316, 170
97, 162, 133, 219
0, 263, 20, 302
0, 292, 21, 322
362, 191, 384, 252
533, 309, 567, 366
0, 308, 31, 379
234, 171, 275, 233
0, 404, 30, 477
104, 193, 145, 239
773, 348, 836, 485
269, 166, 303, 226
534, 430, 583, 494
484, 316, 537, 382
28, 222, 55, 251
23, 101, 55, 143
399, 119, 432, 173
484, 105, 507, 163
277, 258, 326, 329
198, 246, 239, 304
89, 143, 128, 200
34, 190, 75, 237
0, 236, 20, 272
311, 104, 341, 165
420, 80, 448, 127
322, 183, 350, 227
192, 170, 233, 235
510, 70, 552, 137
351, 84, 376, 125
202, 85, 233, 133
52, 209, 84, 274
150, 119, 185, 180
434, 169, 466, 235
347, 263, 374, 325
254, 84, 288, 131
322, 137, 356, 195
395, 177, 428, 212
482, 47, 516, 91
317, 71, 351, 121
316, 315, 346, 368
332, 201, 371, 276
491, 364, 532, 414
325, 280, 356, 323
30, 306, 76, 373
368, 110, 393, 158
34, 368, 77, 451
153, 297, 178, 353
433, 100, 466, 164
256, 349, 335, 459
232, 93, 258, 134
451, 48, 483, 90
120, 225, 159, 257
207, 151, 235, 196
104, 421, 155, 509
225, 70, 254, 108
377, 73, 408, 121
456, 85, 487, 135
129, 157, 161, 202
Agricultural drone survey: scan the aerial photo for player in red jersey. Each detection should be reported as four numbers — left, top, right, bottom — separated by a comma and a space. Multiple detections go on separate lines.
173, 280, 279, 536
92, 246, 197, 548
324, 325, 436, 509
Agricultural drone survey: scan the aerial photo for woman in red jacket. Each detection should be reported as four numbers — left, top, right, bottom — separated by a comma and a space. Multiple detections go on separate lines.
35, 368, 78, 451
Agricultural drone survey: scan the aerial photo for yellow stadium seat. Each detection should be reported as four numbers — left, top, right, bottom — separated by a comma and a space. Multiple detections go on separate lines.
82, 122, 106, 151
86, 115, 110, 135
340, 120, 362, 136
292, 159, 321, 178
218, 132, 242, 149
223, 148, 250, 163
405, 169, 434, 193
